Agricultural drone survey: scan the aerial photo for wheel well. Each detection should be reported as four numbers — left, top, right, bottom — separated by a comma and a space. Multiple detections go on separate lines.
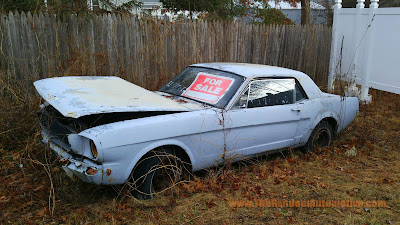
321, 117, 338, 135
150, 145, 193, 171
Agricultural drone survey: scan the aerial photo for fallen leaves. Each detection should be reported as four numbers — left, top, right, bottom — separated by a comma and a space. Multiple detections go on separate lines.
37, 207, 47, 217
206, 200, 217, 208
104, 212, 123, 222
378, 177, 394, 184
0, 89, 399, 224
319, 183, 329, 189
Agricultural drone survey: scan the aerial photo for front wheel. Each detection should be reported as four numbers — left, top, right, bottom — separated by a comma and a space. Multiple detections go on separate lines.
129, 148, 184, 200
303, 121, 334, 153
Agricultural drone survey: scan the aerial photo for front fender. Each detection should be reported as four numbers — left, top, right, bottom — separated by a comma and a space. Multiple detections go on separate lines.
97, 139, 196, 185
121, 139, 195, 183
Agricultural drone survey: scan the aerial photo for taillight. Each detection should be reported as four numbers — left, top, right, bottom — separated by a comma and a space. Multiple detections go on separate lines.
90, 140, 98, 159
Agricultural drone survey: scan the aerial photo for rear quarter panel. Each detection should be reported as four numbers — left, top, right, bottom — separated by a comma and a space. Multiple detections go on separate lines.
295, 94, 359, 146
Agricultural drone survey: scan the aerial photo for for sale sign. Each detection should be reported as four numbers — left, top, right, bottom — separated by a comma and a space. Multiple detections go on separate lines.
182, 73, 235, 104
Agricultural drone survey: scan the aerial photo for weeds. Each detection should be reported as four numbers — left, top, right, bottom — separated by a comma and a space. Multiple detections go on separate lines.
0, 70, 399, 224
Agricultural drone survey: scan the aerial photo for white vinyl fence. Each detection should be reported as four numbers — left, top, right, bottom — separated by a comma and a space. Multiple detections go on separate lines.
328, 0, 400, 102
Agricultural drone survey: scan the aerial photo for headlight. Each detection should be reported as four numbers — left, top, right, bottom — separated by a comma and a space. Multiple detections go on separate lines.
90, 140, 98, 159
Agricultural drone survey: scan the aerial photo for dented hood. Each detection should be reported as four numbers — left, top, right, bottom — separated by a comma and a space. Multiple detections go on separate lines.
34, 76, 192, 118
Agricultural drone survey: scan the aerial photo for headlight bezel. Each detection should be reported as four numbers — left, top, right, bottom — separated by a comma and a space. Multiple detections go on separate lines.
68, 134, 102, 161
90, 140, 98, 159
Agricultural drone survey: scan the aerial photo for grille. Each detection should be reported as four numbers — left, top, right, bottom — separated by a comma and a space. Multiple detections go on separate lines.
37, 106, 77, 150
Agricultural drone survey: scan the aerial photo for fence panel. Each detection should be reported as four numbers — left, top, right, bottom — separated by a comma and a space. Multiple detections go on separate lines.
0, 13, 332, 90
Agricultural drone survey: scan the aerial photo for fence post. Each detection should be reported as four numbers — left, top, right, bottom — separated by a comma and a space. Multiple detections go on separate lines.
344, 0, 366, 97
327, 0, 342, 92
359, 0, 379, 103
88, 0, 93, 11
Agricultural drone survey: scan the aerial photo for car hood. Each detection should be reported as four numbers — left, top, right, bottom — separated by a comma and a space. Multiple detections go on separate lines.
34, 76, 203, 118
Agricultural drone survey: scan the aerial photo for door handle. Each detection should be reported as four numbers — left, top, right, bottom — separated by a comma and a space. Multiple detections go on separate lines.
291, 108, 301, 112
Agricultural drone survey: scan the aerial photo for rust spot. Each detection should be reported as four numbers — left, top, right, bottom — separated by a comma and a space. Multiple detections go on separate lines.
86, 168, 97, 175
177, 99, 187, 103
106, 169, 112, 176
60, 158, 70, 166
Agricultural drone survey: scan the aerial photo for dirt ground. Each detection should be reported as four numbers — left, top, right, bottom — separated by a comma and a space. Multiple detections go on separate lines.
0, 84, 399, 224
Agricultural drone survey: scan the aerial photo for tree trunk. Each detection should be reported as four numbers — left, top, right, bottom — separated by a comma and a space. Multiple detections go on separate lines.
301, 0, 311, 25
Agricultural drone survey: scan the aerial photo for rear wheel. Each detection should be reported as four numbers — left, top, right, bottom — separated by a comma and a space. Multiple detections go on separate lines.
303, 121, 334, 153
130, 148, 184, 200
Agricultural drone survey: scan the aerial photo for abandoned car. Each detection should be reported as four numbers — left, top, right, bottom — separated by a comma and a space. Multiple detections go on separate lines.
34, 63, 359, 199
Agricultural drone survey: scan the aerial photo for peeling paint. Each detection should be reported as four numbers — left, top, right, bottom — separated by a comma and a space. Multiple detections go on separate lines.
86, 168, 98, 175
34, 76, 204, 118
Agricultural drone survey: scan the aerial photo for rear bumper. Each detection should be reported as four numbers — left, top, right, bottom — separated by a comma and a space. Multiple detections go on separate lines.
42, 131, 104, 185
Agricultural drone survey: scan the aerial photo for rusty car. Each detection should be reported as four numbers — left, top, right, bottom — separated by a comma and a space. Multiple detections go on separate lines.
34, 63, 359, 199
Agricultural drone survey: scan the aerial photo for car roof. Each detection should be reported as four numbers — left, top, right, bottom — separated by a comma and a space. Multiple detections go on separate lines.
191, 62, 323, 100
191, 62, 307, 79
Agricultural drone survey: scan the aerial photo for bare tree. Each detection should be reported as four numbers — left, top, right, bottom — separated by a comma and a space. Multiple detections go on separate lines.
301, 0, 311, 24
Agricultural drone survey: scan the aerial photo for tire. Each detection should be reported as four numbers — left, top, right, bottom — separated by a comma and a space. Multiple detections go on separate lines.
130, 148, 184, 200
303, 121, 334, 153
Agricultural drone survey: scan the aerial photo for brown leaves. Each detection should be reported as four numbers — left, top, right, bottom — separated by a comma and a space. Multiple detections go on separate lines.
247, 185, 266, 197
272, 166, 297, 185
178, 178, 207, 193
178, 172, 245, 195
37, 207, 47, 217
116, 202, 132, 212
319, 183, 329, 189
104, 213, 122, 222
24, 220, 36, 225
274, 174, 286, 185
206, 200, 217, 208
378, 177, 394, 184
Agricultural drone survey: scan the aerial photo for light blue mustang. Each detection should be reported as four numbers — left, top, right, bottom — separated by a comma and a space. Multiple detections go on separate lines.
34, 63, 359, 199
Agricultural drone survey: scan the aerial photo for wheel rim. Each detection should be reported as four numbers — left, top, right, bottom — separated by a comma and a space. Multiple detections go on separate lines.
313, 128, 331, 148
150, 157, 182, 195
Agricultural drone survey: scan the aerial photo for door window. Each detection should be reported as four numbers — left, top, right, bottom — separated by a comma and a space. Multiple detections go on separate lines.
295, 80, 307, 102
233, 78, 297, 109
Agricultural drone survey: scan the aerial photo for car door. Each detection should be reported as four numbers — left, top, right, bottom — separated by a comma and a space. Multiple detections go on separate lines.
292, 80, 312, 146
223, 78, 302, 159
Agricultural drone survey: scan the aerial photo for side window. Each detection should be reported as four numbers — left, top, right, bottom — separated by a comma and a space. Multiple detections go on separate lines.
295, 80, 307, 102
233, 78, 296, 109
233, 88, 249, 109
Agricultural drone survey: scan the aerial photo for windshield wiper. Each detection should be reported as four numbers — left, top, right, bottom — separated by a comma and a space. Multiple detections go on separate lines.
160, 91, 218, 108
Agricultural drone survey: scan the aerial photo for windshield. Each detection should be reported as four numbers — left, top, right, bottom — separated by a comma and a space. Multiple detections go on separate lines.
160, 66, 245, 108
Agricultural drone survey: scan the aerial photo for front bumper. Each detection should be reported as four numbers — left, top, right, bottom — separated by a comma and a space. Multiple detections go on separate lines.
42, 131, 104, 185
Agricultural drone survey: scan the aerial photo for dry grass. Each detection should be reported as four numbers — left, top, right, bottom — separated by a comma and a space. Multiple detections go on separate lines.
0, 75, 399, 224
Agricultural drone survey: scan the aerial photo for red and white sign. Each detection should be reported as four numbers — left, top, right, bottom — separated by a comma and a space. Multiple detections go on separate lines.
182, 73, 234, 104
